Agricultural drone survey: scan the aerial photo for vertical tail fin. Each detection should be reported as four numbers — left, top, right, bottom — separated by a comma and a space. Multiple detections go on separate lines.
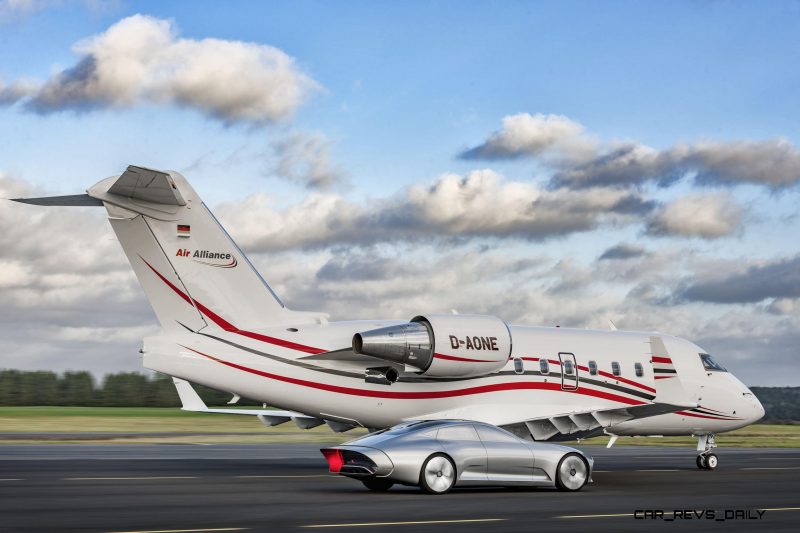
83, 165, 295, 332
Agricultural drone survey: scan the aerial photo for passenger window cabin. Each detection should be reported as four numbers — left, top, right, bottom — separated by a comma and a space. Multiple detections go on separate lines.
539, 359, 550, 374
513, 358, 524, 374
611, 361, 621, 377
634, 362, 643, 377
588, 360, 598, 375
563, 359, 575, 375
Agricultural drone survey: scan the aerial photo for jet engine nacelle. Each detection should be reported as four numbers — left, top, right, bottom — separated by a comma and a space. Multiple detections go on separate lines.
352, 314, 511, 378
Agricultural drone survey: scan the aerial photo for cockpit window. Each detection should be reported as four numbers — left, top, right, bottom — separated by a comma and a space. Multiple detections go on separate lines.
699, 353, 727, 372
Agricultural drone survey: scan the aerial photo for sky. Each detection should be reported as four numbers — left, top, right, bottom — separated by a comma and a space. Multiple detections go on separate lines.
1, 0, 799, 385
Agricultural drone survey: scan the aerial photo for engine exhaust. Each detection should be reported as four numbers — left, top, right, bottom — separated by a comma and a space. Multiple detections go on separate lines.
352, 321, 434, 371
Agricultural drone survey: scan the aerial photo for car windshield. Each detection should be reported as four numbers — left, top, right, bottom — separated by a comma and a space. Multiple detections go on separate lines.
699, 353, 727, 372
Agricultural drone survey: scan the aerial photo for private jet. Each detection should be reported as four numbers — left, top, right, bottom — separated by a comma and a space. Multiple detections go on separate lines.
13, 165, 765, 473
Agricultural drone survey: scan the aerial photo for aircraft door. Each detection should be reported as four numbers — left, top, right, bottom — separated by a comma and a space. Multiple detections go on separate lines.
559, 352, 579, 390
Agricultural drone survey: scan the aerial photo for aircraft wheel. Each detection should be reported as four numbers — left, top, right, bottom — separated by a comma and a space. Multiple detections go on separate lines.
362, 478, 394, 491
696, 455, 706, 469
420, 453, 456, 495
705, 453, 718, 470
555, 453, 589, 491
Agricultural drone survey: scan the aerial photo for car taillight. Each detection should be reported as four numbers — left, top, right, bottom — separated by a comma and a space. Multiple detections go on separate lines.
321, 449, 344, 473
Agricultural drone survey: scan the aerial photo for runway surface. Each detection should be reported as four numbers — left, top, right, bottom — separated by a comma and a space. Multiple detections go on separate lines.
1, 444, 799, 532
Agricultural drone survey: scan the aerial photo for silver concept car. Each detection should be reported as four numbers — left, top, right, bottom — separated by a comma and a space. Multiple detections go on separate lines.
321, 420, 593, 494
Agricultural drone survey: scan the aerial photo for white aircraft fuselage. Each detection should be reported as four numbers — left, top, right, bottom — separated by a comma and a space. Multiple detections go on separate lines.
14, 166, 765, 463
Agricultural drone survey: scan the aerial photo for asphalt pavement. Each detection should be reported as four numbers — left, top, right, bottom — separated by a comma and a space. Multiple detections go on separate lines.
1, 444, 798, 532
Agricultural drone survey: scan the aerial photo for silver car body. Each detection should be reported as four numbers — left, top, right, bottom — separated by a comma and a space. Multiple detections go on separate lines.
324, 420, 593, 488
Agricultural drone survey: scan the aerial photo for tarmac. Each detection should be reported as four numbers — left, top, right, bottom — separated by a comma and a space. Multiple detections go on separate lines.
1, 444, 799, 532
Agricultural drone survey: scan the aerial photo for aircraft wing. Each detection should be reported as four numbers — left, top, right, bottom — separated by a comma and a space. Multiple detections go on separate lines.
516, 401, 695, 441
403, 400, 694, 442
404, 335, 697, 442
171, 378, 358, 432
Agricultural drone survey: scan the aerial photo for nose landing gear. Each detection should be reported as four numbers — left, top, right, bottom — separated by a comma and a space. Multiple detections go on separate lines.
696, 434, 718, 470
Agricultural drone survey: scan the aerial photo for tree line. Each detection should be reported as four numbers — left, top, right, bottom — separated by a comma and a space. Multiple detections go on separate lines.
0, 371, 797, 421
0, 370, 261, 407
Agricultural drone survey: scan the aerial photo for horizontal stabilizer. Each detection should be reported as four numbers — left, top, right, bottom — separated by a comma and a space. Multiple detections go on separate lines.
10, 194, 103, 206
107, 165, 186, 206
171, 377, 338, 429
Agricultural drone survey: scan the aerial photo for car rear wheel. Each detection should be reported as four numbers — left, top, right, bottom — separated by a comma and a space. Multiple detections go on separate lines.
419, 453, 456, 494
362, 478, 394, 491
555, 453, 589, 492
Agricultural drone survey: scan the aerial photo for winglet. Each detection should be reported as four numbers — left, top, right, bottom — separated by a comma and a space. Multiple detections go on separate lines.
172, 377, 208, 411
650, 336, 695, 408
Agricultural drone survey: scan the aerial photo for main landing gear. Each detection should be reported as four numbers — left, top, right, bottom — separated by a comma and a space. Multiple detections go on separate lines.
696, 434, 718, 470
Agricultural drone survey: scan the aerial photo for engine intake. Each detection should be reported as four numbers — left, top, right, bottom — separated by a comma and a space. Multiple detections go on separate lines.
353, 314, 511, 378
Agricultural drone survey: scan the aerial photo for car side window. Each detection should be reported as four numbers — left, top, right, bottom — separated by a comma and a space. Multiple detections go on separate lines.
437, 425, 480, 441
611, 361, 621, 376
513, 358, 524, 374
634, 362, 644, 377
539, 359, 549, 374
588, 360, 597, 375
476, 424, 520, 444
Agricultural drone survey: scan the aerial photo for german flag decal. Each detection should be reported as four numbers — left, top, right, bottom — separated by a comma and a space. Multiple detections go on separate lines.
177, 224, 190, 238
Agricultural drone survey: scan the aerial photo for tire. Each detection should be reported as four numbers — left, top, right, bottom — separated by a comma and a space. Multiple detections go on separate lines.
705, 453, 718, 470
696, 455, 706, 469
362, 478, 394, 492
555, 453, 589, 492
419, 453, 456, 495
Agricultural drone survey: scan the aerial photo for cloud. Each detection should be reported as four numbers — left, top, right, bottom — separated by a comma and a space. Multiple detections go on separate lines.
598, 243, 647, 261
3, 171, 798, 385
459, 113, 596, 162
1, 14, 319, 124
0, 80, 35, 104
463, 114, 800, 190
681, 255, 800, 304
0, 0, 47, 20
0, 172, 156, 376
645, 192, 743, 239
0, 1, 120, 22
218, 169, 655, 251
555, 138, 800, 190
272, 132, 347, 189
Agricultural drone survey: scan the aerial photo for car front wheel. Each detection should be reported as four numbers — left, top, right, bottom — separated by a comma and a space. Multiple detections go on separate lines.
419, 453, 456, 494
555, 453, 589, 492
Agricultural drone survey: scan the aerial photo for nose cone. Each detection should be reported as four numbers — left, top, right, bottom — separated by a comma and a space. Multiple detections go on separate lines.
750, 391, 766, 422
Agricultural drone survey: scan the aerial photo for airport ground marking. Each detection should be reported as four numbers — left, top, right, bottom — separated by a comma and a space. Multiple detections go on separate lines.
107, 528, 247, 533
557, 508, 800, 520
65, 476, 198, 481
236, 474, 334, 479
301, 518, 507, 528
0, 478, 23, 481
741, 467, 800, 470
557, 513, 632, 519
